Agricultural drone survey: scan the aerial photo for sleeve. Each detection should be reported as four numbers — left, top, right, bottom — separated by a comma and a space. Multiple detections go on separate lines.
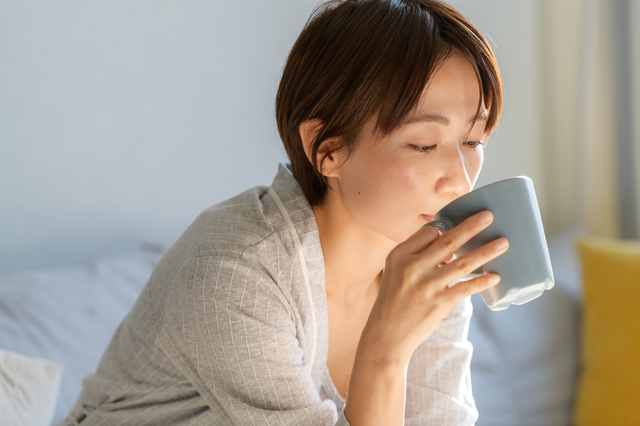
159, 254, 351, 426
403, 295, 479, 426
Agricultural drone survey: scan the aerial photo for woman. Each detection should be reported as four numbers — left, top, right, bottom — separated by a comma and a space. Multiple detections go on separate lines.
61, 0, 507, 425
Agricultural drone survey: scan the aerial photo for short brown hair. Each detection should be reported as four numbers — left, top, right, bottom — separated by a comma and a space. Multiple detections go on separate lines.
275, 0, 502, 207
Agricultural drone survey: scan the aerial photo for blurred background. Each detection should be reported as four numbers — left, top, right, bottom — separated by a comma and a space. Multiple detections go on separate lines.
1, 0, 639, 274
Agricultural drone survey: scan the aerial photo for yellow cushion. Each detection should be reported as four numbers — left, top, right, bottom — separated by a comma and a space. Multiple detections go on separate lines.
573, 236, 640, 426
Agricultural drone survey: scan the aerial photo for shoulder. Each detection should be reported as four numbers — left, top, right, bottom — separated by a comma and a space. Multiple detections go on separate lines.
163, 184, 292, 269
141, 164, 316, 323
191, 185, 282, 257
161, 163, 313, 276
146, 181, 299, 306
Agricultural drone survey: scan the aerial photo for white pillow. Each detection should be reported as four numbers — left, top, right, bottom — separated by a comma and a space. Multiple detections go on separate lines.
0, 348, 62, 426
0, 243, 165, 424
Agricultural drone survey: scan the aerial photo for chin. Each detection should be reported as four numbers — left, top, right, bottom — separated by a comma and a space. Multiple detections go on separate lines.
390, 221, 427, 245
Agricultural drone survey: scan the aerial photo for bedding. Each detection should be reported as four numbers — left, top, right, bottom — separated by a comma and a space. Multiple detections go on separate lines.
0, 348, 61, 426
0, 243, 165, 424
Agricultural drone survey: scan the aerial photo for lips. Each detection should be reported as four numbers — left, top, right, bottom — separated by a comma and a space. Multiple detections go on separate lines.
421, 214, 436, 222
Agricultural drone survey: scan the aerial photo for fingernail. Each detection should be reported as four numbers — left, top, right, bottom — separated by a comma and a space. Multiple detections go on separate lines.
487, 274, 501, 285
478, 211, 493, 224
492, 238, 508, 250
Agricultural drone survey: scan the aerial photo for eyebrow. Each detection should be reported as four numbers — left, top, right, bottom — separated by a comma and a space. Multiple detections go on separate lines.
401, 109, 488, 127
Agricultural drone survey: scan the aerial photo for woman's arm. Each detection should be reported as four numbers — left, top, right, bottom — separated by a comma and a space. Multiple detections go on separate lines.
343, 331, 408, 424
403, 296, 478, 424
344, 297, 477, 426
342, 212, 506, 426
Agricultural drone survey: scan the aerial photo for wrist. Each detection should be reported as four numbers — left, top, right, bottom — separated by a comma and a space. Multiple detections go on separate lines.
355, 327, 410, 373
345, 333, 408, 426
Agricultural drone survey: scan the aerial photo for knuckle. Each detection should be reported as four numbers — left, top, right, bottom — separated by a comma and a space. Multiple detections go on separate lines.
454, 256, 473, 275
402, 263, 420, 283
463, 282, 475, 298
452, 281, 474, 299
426, 296, 445, 314
435, 298, 453, 319
425, 276, 441, 295
466, 217, 478, 232
386, 248, 402, 266
425, 225, 442, 238
484, 242, 499, 256
471, 278, 488, 296
446, 274, 485, 301
438, 232, 457, 252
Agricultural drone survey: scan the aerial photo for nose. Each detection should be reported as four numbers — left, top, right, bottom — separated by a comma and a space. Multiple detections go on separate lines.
435, 144, 473, 200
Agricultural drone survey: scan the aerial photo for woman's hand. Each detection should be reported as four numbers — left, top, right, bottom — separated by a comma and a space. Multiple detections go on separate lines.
362, 209, 508, 366
343, 210, 508, 425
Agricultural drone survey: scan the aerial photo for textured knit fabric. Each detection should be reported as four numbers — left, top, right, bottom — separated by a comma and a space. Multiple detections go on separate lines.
57, 162, 479, 425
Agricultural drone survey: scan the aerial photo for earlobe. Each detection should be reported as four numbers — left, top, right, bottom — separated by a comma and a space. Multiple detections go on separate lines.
298, 119, 342, 178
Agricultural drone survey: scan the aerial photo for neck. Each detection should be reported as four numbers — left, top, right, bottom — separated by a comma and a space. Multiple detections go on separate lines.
312, 191, 397, 307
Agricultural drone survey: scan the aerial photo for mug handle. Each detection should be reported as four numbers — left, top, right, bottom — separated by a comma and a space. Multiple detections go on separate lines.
424, 217, 484, 280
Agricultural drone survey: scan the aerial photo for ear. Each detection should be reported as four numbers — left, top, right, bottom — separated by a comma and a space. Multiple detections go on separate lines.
298, 119, 343, 178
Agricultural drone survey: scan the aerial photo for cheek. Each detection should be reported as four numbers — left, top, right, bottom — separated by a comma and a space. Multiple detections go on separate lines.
342, 149, 421, 207
403, 163, 435, 188
339, 153, 433, 238
465, 151, 484, 187
340, 152, 403, 210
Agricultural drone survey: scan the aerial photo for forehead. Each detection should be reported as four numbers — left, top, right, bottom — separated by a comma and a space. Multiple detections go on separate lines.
415, 52, 484, 115
357, 52, 486, 146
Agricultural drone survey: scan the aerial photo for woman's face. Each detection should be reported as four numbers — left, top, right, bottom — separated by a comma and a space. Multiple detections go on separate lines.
329, 52, 489, 244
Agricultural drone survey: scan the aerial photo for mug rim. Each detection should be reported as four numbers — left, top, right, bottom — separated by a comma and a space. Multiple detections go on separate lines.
437, 175, 534, 214
473, 175, 532, 192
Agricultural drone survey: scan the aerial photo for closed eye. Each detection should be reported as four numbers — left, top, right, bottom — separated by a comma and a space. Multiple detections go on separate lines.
410, 141, 486, 153
466, 141, 487, 149
410, 145, 436, 153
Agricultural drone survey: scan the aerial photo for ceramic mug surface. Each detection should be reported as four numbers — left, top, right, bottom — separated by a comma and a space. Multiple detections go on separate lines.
426, 176, 554, 311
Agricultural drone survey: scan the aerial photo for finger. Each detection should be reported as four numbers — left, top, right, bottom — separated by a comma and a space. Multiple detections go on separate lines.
398, 222, 442, 255
434, 236, 509, 286
442, 253, 456, 264
436, 252, 456, 269
443, 272, 501, 303
421, 210, 494, 265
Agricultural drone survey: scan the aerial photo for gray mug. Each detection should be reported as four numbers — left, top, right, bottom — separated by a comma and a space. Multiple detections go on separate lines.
425, 176, 554, 311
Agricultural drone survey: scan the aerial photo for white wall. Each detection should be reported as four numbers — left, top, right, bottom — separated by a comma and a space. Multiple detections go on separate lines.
0, 0, 543, 275
0, 0, 317, 275
631, 0, 640, 236
446, 0, 544, 208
